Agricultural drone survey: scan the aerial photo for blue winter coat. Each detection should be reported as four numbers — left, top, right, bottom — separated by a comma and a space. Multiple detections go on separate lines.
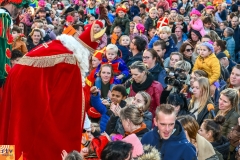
141, 121, 197, 160
91, 93, 111, 133
224, 36, 235, 61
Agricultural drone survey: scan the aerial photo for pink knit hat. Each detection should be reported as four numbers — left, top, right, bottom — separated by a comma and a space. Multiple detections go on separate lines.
136, 24, 145, 33
122, 134, 144, 158
190, 9, 201, 16
206, 6, 214, 10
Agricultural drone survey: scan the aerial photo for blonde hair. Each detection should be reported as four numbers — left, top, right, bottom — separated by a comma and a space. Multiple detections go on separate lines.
208, 30, 221, 42
220, 88, 239, 114
149, 7, 157, 13
120, 105, 144, 125
174, 60, 191, 73
189, 77, 210, 113
176, 15, 184, 21
119, 35, 130, 45
136, 91, 151, 111
159, 26, 171, 34
106, 44, 118, 54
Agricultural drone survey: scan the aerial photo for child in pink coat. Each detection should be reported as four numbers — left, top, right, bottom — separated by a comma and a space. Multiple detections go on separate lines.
188, 9, 205, 36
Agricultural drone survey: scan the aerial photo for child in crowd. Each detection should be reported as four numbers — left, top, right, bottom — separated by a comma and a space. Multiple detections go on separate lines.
172, 15, 188, 34
149, 25, 178, 60
168, 8, 178, 23
202, 16, 213, 34
117, 35, 131, 62
132, 23, 149, 46
20, 6, 34, 29
12, 26, 28, 55
110, 6, 130, 35
85, 0, 99, 19
188, 9, 205, 36
193, 42, 220, 85
144, 7, 158, 34
10, 49, 23, 67
95, 44, 129, 85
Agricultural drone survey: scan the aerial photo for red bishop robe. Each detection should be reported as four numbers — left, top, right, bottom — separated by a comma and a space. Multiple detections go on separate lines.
0, 39, 85, 160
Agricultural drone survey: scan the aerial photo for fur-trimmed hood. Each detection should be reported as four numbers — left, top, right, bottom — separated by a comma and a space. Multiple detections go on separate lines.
137, 145, 161, 160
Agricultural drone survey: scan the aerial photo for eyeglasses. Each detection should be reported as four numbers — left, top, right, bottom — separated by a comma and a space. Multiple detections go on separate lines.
142, 56, 151, 60
185, 49, 193, 52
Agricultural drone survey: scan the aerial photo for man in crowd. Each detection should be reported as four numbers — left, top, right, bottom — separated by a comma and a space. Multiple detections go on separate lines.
141, 104, 197, 159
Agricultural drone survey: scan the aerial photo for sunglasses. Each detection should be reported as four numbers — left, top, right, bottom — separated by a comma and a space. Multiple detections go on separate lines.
185, 49, 193, 52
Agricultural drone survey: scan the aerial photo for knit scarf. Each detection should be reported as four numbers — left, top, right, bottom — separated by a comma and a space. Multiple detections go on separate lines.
132, 73, 154, 93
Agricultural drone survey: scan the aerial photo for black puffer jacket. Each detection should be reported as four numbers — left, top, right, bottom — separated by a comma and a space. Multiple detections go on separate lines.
211, 136, 230, 160
26, 36, 44, 52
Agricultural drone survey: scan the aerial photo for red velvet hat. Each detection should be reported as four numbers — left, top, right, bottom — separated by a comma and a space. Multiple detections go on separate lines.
91, 136, 109, 158
157, 17, 169, 29
78, 20, 106, 53
87, 107, 101, 119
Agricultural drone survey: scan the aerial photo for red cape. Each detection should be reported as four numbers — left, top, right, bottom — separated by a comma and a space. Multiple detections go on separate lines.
0, 40, 85, 160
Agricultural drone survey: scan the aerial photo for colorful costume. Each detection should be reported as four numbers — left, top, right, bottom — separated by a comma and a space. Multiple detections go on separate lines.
0, 8, 13, 87
0, 21, 105, 160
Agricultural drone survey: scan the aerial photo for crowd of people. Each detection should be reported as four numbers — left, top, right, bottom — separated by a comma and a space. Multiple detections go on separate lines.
1, 0, 240, 159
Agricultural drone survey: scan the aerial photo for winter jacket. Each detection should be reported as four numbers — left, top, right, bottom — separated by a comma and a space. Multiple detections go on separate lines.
148, 35, 178, 59
227, 59, 237, 74
212, 136, 230, 160
193, 53, 221, 85
12, 38, 28, 54
21, 12, 33, 27
197, 134, 218, 160
128, 81, 163, 119
117, 44, 130, 62
218, 9, 227, 21
189, 19, 206, 37
144, 17, 158, 33
214, 108, 240, 137
126, 51, 143, 67
190, 99, 213, 126
141, 121, 197, 160
95, 57, 129, 81
26, 36, 44, 52
149, 63, 167, 89
223, 36, 235, 61
90, 93, 113, 132
110, 15, 130, 35
129, 5, 140, 20
233, 25, 240, 54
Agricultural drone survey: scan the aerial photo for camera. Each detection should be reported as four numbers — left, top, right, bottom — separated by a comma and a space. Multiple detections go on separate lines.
164, 67, 187, 91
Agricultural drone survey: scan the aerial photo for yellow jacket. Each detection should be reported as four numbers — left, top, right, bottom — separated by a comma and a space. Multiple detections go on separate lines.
192, 53, 221, 85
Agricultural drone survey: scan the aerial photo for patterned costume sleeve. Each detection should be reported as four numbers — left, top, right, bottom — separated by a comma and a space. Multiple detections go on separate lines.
0, 10, 13, 87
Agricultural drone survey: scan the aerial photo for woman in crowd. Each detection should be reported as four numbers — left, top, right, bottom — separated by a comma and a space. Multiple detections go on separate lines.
199, 116, 230, 160
125, 61, 163, 118
179, 42, 194, 69
19, 22, 28, 37
188, 77, 213, 125
221, 64, 240, 91
94, 64, 115, 99
142, 49, 166, 88
186, 29, 202, 48
177, 115, 219, 160
26, 28, 44, 52
132, 91, 152, 130
214, 88, 240, 137
119, 105, 149, 139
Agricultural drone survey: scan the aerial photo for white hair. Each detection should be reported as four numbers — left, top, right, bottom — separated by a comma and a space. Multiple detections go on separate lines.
106, 44, 118, 53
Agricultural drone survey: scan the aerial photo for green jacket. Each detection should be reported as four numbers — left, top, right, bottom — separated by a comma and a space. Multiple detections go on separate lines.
110, 15, 130, 35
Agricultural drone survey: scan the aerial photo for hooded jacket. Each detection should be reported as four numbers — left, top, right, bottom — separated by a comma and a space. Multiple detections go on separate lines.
211, 136, 230, 160
141, 121, 197, 160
